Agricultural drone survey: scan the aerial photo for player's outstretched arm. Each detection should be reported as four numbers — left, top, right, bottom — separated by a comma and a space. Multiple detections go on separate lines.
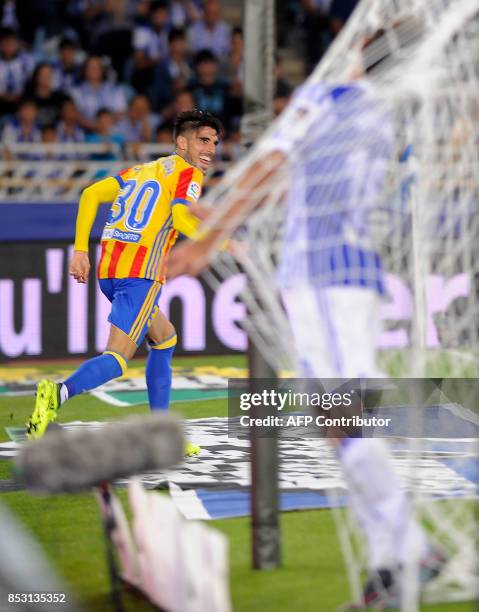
171, 203, 202, 239
69, 176, 120, 284
168, 150, 285, 278
189, 201, 215, 221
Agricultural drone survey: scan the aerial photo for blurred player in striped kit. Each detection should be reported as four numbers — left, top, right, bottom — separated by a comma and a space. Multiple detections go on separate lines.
27, 110, 223, 457
168, 39, 446, 607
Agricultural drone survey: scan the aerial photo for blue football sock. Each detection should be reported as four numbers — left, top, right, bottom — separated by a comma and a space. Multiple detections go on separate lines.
64, 352, 125, 399
146, 336, 176, 411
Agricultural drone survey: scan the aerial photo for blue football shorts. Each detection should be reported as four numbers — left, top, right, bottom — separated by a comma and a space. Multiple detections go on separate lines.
99, 278, 162, 346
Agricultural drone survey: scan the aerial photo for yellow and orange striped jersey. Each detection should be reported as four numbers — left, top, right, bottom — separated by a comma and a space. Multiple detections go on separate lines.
97, 154, 203, 282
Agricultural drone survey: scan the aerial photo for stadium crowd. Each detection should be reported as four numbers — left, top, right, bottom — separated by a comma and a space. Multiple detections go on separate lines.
0, 0, 357, 164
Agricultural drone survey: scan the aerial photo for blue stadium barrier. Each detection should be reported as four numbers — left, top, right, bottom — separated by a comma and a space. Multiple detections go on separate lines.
2, 203, 111, 242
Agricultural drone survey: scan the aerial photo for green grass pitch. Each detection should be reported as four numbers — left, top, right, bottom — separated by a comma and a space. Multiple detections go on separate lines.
0, 356, 476, 611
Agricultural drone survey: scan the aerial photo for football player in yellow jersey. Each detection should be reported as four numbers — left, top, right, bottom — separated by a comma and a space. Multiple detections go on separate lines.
26, 110, 223, 457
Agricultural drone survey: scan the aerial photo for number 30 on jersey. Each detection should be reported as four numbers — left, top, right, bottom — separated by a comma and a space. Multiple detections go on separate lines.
107, 179, 161, 231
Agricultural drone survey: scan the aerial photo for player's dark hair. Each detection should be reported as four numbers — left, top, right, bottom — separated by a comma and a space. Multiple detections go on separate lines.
29, 61, 54, 86
168, 27, 185, 44
96, 107, 112, 118
18, 97, 37, 109
156, 122, 173, 136
60, 95, 74, 106
0, 27, 17, 41
193, 49, 218, 66
173, 109, 224, 140
41, 123, 57, 134
59, 36, 77, 50
150, 0, 168, 14
174, 87, 193, 102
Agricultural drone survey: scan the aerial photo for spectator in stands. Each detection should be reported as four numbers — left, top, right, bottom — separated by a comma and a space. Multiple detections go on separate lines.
148, 27, 192, 111
300, 0, 358, 73
2, 97, 41, 142
69, 55, 127, 131
159, 86, 194, 124
131, 0, 170, 94
0, 27, 34, 116
41, 123, 57, 143
155, 122, 173, 145
38, 125, 67, 188
115, 94, 159, 142
25, 62, 66, 128
12, 0, 67, 46
188, 49, 232, 128
170, 0, 201, 28
39, 123, 65, 161
64, 0, 117, 51
221, 128, 242, 162
172, 87, 195, 114
85, 107, 125, 159
300, 0, 333, 73
0, 0, 19, 31
127, 0, 150, 26
2, 97, 41, 159
56, 97, 85, 143
274, 54, 293, 100
188, 0, 231, 60
52, 36, 83, 91
223, 26, 243, 97
329, 0, 358, 35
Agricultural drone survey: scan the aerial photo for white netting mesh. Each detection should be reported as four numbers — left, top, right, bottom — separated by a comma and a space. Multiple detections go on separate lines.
194, 0, 479, 606
201, 0, 479, 378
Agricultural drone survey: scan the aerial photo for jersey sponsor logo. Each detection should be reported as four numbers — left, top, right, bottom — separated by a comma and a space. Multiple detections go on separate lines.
186, 181, 201, 201
112, 228, 141, 243
161, 157, 175, 175
102, 227, 114, 240
118, 165, 141, 179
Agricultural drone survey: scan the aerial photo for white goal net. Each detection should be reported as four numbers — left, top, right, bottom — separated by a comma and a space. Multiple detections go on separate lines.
204, 0, 479, 377
195, 0, 479, 607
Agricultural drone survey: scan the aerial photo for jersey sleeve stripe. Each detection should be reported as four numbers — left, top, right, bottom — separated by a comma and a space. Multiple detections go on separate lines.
171, 198, 191, 207
129, 245, 148, 278
145, 230, 163, 280
148, 222, 171, 279
97, 241, 108, 277
107, 241, 127, 277
114, 175, 125, 188
174, 167, 195, 199
157, 229, 178, 281
114, 166, 131, 188
145, 214, 172, 278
